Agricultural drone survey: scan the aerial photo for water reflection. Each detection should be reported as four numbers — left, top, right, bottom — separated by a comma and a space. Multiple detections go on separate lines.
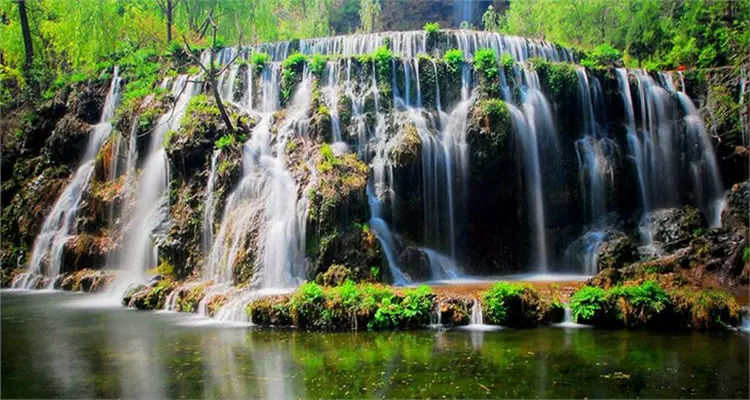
2, 292, 749, 399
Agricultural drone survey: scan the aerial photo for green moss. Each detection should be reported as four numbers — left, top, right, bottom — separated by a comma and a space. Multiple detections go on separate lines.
473, 49, 500, 97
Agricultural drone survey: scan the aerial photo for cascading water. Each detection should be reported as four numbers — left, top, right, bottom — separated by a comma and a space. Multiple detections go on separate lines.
202, 150, 221, 254
623, 70, 725, 231
12, 67, 121, 289
505, 66, 558, 273
205, 64, 311, 293
112, 75, 199, 292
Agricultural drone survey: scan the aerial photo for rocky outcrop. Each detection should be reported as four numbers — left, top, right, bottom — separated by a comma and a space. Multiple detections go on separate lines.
647, 206, 707, 252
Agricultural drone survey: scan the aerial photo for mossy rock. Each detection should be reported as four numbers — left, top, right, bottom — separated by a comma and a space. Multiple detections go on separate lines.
481, 282, 543, 327
597, 235, 638, 271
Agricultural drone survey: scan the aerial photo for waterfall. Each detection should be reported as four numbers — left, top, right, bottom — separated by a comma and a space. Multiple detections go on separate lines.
202, 150, 221, 254
554, 304, 590, 328
366, 61, 409, 285
205, 63, 310, 291
469, 299, 483, 325
112, 75, 199, 291
504, 67, 558, 273
12, 67, 121, 289
574, 68, 618, 227
623, 70, 724, 229
674, 89, 725, 227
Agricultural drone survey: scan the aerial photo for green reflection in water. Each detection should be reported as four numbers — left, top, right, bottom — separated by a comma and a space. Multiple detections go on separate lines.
2, 291, 748, 399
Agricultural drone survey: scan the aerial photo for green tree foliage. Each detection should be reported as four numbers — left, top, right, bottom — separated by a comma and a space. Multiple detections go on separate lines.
358, 0, 381, 33
0, 0, 336, 98
497, 0, 749, 69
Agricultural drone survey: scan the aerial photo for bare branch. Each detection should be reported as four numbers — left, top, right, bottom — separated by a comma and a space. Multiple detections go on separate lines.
181, 34, 210, 75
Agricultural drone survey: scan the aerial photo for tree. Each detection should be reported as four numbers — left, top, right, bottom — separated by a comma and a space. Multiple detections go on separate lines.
358, 0, 380, 33
157, 0, 181, 43
181, 15, 238, 132
16, 0, 33, 72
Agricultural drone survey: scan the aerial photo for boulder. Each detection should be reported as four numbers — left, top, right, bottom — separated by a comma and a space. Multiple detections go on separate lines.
648, 206, 706, 252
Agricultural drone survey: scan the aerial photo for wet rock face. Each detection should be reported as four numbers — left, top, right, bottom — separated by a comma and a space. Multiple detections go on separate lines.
395, 244, 432, 282
597, 234, 638, 271
721, 181, 749, 230
68, 80, 107, 124
44, 114, 92, 166
648, 206, 706, 252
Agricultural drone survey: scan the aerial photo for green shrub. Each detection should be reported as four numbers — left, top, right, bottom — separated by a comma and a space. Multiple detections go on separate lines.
281, 52, 308, 101
607, 280, 671, 328
581, 43, 622, 68
290, 282, 326, 327
423, 22, 440, 36
743, 246, 750, 264
309, 54, 328, 78
317, 143, 339, 172
569, 286, 608, 324
370, 285, 433, 330
473, 49, 498, 79
251, 52, 271, 70
214, 134, 235, 149
443, 49, 465, 73
481, 282, 540, 326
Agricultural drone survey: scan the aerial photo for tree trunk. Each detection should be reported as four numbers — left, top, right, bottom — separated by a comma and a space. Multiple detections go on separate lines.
211, 78, 234, 132
166, 0, 173, 43
17, 0, 33, 72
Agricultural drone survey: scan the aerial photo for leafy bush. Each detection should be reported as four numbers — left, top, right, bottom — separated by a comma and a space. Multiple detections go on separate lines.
442, 49, 465, 73
473, 49, 498, 79
370, 286, 433, 330
309, 54, 328, 78
581, 43, 622, 68
481, 282, 540, 326
250, 52, 271, 70
281, 52, 308, 101
423, 22, 440, 36
607, 280, 671, 327
569, 286, 608, 323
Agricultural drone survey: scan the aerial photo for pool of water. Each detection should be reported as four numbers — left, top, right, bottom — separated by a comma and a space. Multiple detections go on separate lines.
2, 291, 748, 399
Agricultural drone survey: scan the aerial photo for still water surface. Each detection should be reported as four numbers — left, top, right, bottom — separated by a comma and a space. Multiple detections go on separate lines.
2, 291, 748, 399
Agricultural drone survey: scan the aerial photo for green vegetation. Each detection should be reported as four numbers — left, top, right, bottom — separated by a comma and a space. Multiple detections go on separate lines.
569, 286, 608, 323
581, 43, 622, 68
309, 54, 329, 79
214, 134, 235, 150
473, 49, 498, 79
255, 281, 435, 330
480, 282, 541, 327
250, 52, 271, 71
483, 0, 749, 69
570, 281, 741, 329
281, 53, 308, 102
530, 59, 578, 101
423, 22, 440, 36
442, 49, 465, 73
